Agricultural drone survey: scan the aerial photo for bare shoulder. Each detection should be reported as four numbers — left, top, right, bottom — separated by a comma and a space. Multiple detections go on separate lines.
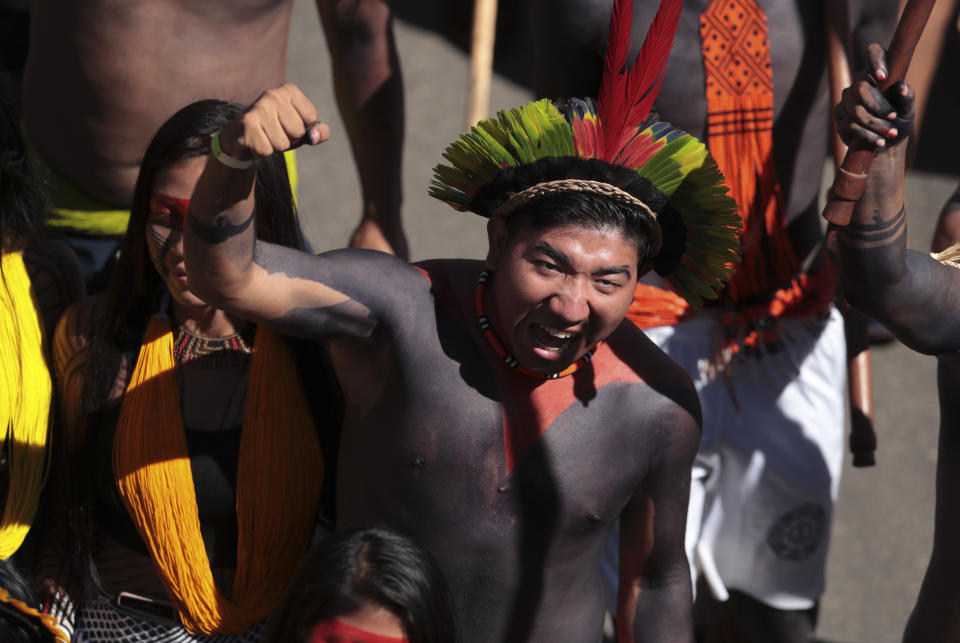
606, 320, 702, 431
412, 258, 483, 295
22, 237, 85, 337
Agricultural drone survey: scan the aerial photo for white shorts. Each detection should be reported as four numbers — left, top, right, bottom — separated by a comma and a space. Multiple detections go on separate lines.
602, 306, 845, 612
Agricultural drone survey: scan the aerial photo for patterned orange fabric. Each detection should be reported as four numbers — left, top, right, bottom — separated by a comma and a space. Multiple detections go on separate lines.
701, 0, 796, 301
630, 0, 836, 352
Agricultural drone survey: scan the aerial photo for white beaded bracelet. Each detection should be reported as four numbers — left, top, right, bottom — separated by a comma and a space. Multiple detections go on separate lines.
211, 130, 258, 170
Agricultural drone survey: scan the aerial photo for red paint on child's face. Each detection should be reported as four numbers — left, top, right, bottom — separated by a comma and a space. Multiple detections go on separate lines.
306, 619, 408, 643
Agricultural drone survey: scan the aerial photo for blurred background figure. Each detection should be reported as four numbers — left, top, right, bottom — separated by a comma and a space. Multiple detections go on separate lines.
21, 0, 406, 293
266, 527, 458, 643
0, 0, 28, 106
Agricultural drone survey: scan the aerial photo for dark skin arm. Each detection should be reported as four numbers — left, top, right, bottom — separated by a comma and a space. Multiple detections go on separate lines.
834, 45, 960, 355
617, 405, 700, 643
183, 84, 415, 341
316, 0, 407, 258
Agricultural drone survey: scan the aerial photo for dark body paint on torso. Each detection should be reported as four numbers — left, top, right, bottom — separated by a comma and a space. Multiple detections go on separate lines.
330, 258, 691, 643
534, 0, 831, 259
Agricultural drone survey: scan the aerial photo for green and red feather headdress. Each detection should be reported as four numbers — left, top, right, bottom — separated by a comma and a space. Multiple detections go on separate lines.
430, 0, 742, 307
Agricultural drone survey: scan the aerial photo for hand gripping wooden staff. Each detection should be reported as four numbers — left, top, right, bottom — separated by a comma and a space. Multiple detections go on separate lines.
822, 0, 937, 226
824, 0, 877, 467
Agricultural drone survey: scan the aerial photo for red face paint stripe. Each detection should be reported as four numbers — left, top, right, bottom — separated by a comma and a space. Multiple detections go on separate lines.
149, 193, 191, 230
307, 620, 409, 643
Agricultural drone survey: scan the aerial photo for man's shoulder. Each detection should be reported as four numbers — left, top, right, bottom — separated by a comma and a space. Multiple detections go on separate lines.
411, 258, 483, 303
599, 321, 701, 425
413, 258, 484, 283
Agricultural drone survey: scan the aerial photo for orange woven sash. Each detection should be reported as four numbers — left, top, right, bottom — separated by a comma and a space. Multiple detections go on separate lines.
630, 0, 835, 344
113, 316, 323, 635
700, 0, 797, 302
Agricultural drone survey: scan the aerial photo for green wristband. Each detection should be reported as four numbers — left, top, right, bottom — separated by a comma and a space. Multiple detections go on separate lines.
211, 131, 258, 170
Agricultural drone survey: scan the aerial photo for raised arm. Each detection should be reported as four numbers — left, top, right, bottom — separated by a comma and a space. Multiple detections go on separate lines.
316, 0, 407, 258
617, 404, 700, 643
183, 84, 418, 341
835, 46, 960, 355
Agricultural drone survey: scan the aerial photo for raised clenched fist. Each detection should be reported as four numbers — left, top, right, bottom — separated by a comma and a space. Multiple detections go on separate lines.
219, 83, 331, 160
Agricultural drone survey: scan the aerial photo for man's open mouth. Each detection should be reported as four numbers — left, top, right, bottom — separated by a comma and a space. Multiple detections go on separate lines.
530, 323, 578, 353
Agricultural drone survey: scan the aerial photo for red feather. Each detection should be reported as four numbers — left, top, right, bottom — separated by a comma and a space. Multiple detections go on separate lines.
597, 0, 683, 162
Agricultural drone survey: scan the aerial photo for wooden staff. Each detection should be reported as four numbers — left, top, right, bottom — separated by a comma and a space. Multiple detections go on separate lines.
466, 0, 499, 128
822, 0, 937, 226
825, 0, 878, 467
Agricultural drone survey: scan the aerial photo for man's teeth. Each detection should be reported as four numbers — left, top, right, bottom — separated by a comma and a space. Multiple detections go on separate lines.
541, 325, 575, 340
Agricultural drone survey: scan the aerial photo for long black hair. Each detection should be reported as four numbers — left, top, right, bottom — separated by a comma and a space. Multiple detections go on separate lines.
0, 93, 46, 254
265, 528, 459, 643
63, 99, 308, 598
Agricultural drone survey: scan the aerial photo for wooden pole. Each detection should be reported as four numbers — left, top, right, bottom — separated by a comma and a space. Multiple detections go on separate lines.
824, 0, 878, 467
826, 0, 875, 466
466, 0, 499, 128
822, 0, 937, 226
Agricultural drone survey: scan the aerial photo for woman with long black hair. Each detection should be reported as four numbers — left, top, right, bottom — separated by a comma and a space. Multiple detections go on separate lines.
37, 98, 340, 642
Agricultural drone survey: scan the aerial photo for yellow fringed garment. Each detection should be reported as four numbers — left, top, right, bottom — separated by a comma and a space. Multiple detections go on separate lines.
0, 251, 53, 558
113, 315, 323, 635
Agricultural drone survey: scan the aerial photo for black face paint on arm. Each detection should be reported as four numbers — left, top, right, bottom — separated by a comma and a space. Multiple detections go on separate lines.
187, 211, 255, 245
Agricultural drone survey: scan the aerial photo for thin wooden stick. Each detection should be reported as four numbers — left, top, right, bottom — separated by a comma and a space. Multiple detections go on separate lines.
822, 0, 937, 226
467, 0, 499, 128
825, 0, 878, 467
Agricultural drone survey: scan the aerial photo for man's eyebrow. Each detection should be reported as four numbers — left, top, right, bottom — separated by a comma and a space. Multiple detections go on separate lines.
530, 242, 633, 278
593, 265, 633, 278
530, 242, 570, 267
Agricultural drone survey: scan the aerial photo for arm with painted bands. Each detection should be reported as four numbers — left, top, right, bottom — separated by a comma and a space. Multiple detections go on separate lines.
183, 84, 414, 341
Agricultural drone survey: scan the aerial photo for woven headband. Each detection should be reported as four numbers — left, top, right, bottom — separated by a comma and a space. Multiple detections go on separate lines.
490, 179, 658, 220
491, 179, 662, 255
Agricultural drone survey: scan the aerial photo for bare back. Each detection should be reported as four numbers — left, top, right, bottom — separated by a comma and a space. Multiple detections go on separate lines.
22, 0, 293, 205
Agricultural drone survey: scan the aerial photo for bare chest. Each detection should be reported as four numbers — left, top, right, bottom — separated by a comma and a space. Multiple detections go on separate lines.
642, 0, 822, 136
335, 305, 656, 540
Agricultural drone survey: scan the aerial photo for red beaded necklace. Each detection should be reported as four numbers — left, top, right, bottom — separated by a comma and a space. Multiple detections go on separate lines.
475, 268, 597, 379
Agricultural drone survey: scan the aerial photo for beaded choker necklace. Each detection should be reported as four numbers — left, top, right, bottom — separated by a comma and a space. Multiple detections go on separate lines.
475, 268, 596, 379
173, 324, 253, 366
